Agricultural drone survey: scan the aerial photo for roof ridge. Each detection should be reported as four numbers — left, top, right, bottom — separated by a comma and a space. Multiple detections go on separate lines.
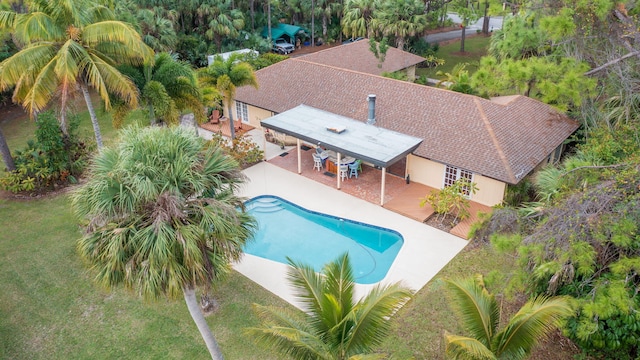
473, 97, 517, 183
291, 58, 483, 95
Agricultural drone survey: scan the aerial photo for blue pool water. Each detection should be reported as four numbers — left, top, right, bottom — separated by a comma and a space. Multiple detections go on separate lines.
243, 195, 404, 284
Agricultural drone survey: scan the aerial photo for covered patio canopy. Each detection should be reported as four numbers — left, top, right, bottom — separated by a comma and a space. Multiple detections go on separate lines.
261, 24, 309, 42
261, 104, 423, 205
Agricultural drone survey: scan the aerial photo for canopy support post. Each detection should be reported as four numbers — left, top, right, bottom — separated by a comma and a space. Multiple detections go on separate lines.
380, 167, 386, 206
337, 152, 342, 189
296, 138, 301, 174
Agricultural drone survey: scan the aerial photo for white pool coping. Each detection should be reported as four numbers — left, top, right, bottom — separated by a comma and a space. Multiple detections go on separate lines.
234, 162, 469, 310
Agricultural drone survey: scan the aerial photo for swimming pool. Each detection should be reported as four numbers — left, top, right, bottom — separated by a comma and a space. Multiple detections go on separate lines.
243, 195, 404, 284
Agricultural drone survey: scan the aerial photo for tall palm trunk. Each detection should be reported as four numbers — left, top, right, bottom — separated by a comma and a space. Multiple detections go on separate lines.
267, 0, 271, 40
0, 127, 15, 171
250, 0, 255, 30
227, 98, 235, 140
80, 84, 104, 148
59, 84, 70, 135
183, 287, 224, 360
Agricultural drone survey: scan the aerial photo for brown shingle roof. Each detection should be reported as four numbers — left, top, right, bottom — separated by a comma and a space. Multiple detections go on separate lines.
298, 39, 425, 76
235, 58, 579, 184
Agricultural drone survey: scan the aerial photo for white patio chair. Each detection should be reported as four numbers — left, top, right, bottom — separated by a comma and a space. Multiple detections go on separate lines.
312, 153, 323, 171
339, 165, 349, 181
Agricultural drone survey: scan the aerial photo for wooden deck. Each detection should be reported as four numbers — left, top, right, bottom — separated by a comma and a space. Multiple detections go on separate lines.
263, 144, 492, 240
200, 119, 254, 137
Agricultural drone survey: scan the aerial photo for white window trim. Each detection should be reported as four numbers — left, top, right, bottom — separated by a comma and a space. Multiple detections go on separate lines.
442, 165, 474, 198
235, 101, 249, 123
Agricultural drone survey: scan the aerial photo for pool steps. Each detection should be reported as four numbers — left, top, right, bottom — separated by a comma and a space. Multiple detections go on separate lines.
246, 198, 284, 213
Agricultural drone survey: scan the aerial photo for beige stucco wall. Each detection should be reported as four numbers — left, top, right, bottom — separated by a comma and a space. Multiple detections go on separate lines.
238, 102, 274, 128
471, 174, 506, 206
406, 155, 505, 206
407, 155, 445, 188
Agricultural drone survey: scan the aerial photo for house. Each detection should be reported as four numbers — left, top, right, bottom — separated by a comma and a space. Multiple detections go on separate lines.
299, 39, 425, 80
233, 51, 578, 207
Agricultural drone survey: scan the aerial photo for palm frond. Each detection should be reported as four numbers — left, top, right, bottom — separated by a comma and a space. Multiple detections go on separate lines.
22, 56, 59, 115
0, 10, 17, 30
493, 296, 574, 359
444, 333, 497, 360
323, 253, 356, 323
84, 51, 140, 108
445, 275, 500, 348
0, 43, 57, 90
533, 166, 563, 203
286, 257, 328, 326
247, 304, 333, 360
344, 282, 413, 354
13, 11, 63, 44
82, 20, 154, 64
142, 80, 176, 122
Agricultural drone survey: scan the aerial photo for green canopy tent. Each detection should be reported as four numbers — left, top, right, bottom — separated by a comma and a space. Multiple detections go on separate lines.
261, 23, 309, 44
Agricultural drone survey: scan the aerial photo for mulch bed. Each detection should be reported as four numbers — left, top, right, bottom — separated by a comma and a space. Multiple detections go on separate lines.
424, 213, 460, 233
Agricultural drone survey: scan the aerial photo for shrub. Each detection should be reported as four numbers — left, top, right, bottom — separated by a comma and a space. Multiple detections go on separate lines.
420, 179, 478, 225
0, 111, 89, 193
242, 52, 289, 70
208, 132, 263, 169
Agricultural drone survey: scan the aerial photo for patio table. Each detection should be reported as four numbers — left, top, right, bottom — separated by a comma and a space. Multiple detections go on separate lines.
326, 151, 355, 174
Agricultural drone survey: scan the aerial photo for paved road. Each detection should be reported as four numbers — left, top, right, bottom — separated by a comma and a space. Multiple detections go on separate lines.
425, 14, 503, 43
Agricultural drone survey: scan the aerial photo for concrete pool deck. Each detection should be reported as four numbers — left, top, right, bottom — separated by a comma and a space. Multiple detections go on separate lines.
234, 162, 469, 310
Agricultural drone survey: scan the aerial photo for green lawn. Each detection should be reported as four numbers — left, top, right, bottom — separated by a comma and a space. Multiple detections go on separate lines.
418, 35, 491, 79
0, 195, 291, 359
0, 85, 576, 358
0, 190, 515, 359
0, 174, 520, 359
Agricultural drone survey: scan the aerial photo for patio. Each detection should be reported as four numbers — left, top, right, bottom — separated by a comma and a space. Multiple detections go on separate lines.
267, 143, 492, 240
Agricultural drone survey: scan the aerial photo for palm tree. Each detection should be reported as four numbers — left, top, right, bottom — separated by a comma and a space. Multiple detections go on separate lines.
342, 0, 377, 40
199, 53, 258, 140
136, 8, 179, 52
370, 0, 428, 50
0, 0, 153, 148
444, 274, 574, 360
0, 127, 15, 171
72, 126, 256, 360
246, 253, 413, 359
436, 63, 476, 95
450, 0, 481, 53
201, 0, 245, 52
116, 52, 205, 127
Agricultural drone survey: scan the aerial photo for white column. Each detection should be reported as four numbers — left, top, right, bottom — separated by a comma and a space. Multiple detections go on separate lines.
380, 167, 386, 206
262, 129, 267, 161
297, 138, 301, 174
337, 152, 342, 189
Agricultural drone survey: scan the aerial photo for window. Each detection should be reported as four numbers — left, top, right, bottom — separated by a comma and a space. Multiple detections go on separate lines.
444, 165, 473, 196
235, 101, 249, 123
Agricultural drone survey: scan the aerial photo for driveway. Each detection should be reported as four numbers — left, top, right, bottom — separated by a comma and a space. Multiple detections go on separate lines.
426, 14, 503, 43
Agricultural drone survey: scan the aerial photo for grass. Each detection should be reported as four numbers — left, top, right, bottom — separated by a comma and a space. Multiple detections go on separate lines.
0, 184, 516, 359
418, 35, 492, 79
0, 80, 577, 358
0, 195, 291, 360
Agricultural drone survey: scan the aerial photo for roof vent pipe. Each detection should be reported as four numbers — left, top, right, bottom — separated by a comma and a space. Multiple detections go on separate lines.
367, 94, 376, 125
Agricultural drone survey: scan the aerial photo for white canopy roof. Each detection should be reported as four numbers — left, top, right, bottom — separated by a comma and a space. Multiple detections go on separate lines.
261, 105, 423, 168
